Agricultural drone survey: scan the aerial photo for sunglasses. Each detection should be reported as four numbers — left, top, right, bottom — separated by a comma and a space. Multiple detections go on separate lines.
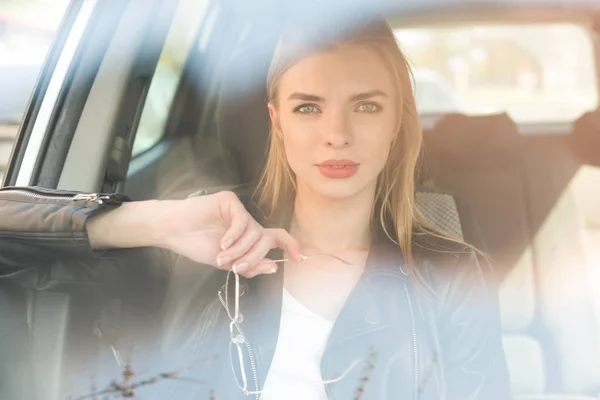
218, 253, 361, 397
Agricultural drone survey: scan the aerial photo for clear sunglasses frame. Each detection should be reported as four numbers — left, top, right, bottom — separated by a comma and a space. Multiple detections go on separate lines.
219, 254, 360, 397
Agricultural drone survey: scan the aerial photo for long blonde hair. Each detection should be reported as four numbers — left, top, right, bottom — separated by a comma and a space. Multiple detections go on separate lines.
161, 17, 473, 353
255, 17, 456, 274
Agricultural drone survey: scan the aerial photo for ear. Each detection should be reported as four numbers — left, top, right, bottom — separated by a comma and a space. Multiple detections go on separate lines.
268, 103, 283, 139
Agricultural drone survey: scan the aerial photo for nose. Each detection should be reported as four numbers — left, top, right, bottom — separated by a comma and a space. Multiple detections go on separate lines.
323, 109, 351, 148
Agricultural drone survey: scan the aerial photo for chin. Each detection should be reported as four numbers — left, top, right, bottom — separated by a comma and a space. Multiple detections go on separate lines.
305, 178, 372, 201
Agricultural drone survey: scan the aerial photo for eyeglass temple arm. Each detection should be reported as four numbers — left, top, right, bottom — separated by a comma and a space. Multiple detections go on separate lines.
259, 253, 352, 266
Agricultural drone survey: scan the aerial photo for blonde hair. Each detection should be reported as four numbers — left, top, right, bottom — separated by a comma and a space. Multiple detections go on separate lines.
161, 16, 478, 352
255, 17, 467, 275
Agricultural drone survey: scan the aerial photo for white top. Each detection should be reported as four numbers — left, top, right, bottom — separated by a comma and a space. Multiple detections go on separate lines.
259, 288, 336, 400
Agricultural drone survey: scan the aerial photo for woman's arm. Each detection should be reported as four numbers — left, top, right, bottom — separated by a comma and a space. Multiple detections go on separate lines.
0, 187, 130, 267
0, 187, 172, 305
0, 186, 301, 282
87, 190, 302, 276
425, 248, 513, 400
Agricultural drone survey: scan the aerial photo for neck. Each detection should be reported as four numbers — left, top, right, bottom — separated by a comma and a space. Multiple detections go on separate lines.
290, 182, 375, 255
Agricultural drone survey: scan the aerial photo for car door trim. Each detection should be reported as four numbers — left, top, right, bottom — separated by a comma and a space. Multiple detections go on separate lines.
15, 0, 98, 187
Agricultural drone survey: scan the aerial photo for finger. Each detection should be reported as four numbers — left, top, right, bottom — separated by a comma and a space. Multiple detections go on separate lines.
243, 260, 279, 279
217, 223, 262, 267
213, 259, 233, 272
267, 229, 302, 263
219, 197, 251, 251
232, 235, 277, 272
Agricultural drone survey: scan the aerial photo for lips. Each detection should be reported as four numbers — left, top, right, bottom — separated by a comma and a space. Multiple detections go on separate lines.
319, 159, 358, 167
317, 159, 359, 179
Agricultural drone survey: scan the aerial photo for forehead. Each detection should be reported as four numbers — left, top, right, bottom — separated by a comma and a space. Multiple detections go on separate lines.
278, 44, 394, 98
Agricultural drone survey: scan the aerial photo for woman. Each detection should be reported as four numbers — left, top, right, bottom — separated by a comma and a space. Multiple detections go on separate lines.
0, 16, 512, 400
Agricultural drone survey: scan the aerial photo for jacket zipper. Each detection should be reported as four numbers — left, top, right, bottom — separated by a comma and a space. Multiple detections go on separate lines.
218, 289, 260, 399
323, 278, 418, 400
404, 283, 419, 400
0, 187, 127, 205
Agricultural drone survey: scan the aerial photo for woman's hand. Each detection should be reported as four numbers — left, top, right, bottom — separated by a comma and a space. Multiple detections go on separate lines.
87, 191, 302, 278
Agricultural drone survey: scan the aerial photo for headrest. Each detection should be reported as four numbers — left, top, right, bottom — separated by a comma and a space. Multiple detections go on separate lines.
216, 88, 271, 184
215, 23, 278, 185
425, 113, 521, 170
570, 110, 600, 166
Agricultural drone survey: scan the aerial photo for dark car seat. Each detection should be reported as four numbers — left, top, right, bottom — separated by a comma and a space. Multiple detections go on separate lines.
425, 112, 600, 398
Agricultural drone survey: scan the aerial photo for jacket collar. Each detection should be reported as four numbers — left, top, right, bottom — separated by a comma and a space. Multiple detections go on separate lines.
235, 221, 411, 387
326, 223, 410, 345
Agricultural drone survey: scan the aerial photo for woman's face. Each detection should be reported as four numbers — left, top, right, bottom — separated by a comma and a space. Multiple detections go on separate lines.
268, 44, 399, 200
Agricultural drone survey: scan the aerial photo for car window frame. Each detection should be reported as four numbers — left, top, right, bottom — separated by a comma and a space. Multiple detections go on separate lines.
3, 0, 84, 187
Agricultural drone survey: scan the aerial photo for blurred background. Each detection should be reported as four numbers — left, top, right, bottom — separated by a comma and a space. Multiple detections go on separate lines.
0, 0, 69, 182
1, 1, 598, 182
396, 24, 597, 120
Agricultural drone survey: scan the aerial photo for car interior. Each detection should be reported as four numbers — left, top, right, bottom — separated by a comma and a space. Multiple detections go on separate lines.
2, 0, 600, 399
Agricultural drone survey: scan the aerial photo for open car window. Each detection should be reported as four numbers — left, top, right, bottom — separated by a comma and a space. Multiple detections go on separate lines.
396, 23, 598, 123
0, 0, 70, 184
131, 0, 211, 157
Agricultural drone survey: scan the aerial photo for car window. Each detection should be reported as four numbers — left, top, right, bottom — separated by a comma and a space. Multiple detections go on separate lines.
130, 0, 211, 157
395, 23, 598, 123
412, 70, 463, 114
0, 0, 70, 183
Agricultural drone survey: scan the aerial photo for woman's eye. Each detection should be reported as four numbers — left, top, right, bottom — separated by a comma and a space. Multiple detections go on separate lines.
294, 104, 320, 114
356, 103, 381, 113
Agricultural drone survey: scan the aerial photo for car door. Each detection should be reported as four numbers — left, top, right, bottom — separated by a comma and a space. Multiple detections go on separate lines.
1, 1, 184, 399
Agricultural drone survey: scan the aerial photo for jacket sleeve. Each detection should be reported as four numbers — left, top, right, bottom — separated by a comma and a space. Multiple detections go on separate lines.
428, 248, 513, 400
0, 186, 175, 309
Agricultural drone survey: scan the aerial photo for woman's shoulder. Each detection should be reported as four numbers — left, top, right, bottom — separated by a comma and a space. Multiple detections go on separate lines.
411, 232, 490, 302
411, 231, 475, 263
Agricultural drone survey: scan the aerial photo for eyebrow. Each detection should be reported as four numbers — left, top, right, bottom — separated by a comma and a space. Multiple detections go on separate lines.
287, 89, 388, 102
287, 92, 325, 102
350, 89, 388, 101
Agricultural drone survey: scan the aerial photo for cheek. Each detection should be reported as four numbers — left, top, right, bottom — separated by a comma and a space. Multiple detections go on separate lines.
280, 120, 316, 174
353, 114, 396, 160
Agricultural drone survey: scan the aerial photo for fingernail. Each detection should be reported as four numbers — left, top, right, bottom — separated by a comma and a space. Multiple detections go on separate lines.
268, 267, 278, 274
217, 256, 231, 266
221, 240, 232, 251
233, 262, 249, 272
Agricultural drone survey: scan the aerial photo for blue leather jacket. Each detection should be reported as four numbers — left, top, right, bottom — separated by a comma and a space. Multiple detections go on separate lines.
0, 186, 513, 400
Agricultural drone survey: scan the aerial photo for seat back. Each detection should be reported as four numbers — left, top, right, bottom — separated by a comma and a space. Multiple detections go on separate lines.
424, 112, 600, 397
415, 190, 464, 240
424, 113, 543, 395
